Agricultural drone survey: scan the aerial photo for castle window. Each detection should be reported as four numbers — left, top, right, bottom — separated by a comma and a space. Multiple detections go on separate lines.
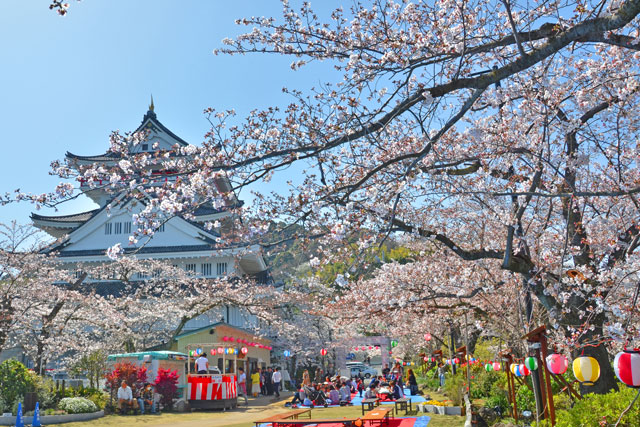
186, 263, 196, 273
158, 223, 165, 232
201, 263, 212, 276
104, 223, 112, 235
114, 222, 122, 234
142, 144, 148, 151
216, 262, 227, 276
136, 271, 148, 279
124, 222, 132, 234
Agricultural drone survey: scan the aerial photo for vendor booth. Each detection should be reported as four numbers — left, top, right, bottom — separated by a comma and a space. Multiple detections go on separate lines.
106, 351, 188, 398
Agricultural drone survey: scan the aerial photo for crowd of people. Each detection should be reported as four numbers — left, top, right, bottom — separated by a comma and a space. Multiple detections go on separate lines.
116, 380, 160, 415
288, 362, 419, 408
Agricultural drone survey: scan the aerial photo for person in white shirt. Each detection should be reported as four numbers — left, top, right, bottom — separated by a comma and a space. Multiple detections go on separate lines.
237, 367, 248, 406
195, 353, 209, 374
272, 367, 282, 397
117, 380, 134, 413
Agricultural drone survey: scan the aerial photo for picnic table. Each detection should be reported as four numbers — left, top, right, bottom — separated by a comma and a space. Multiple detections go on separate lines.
361, 397, 379, 415
254, 408, 312, 426
362, 407, 393, 427
394, 396, 412, 415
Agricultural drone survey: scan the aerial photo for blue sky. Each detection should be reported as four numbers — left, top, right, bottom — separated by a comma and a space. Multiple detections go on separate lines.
0, 0, 340, 226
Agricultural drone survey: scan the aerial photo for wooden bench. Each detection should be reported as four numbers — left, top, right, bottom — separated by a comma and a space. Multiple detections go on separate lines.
362, 407, 393, 426
394, 396, 412, 415
254, 408, 312, 426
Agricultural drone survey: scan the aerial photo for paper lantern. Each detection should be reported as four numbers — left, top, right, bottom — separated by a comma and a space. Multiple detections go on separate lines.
217, 347, 224, 354
222, 336, 228, 342
188, 350, 193, 356
510, 363, 518, 375
229, 337, 235, 342
454, 357, 460, 364
321, 348, 328, 356
614, 350, 640, 387
423, 356, 429, 362
573, 356, 600, 385
224, 348, 229, 354
210, 349, 216, 356
391, 340, 398, 348
519, 364, 530, 376
369, 346, 373, 350
493, 362, 501, 371
485, 364, 494, 372
284, 350, 291, 357
546, 353, 569, 375
241, 347, 248, 355
524, 357, 538, 371
196, 347, 203, 355
424, 333, 432, 341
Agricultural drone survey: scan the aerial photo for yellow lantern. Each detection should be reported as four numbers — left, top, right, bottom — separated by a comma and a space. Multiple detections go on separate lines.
572, 356, 600, 385
510, 363, 518, 375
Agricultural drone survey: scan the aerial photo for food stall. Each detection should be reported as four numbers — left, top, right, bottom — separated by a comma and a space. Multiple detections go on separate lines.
106, 351, 188, 398
185, 343, 240, 410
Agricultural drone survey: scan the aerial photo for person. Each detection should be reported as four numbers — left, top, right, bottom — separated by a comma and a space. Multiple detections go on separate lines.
389, 380, 403, 400
407, 369, 418, 395
238, 367, 248, 406
382, 363, 390, 379
272, 367, 282, 398
368, 376, 379, 389
290, 383, 306, 406
328, 384, 340, 405
339, 382, 351, 404
195, 353, 209, 374
260, 368, 267, 395
315, 367, 323, 382
357, 378, 364, 397
265, 367, 274, 395
137, 383, 156, 414
395, 362, 405, 388
438, 362, 446, 387
302, 369, 311, 387
251, 368, 261, 397
364, 385, 377, 399
117, 380, 135, 414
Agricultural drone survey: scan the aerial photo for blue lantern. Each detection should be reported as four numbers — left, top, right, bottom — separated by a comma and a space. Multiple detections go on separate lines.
284, 350, 291, 357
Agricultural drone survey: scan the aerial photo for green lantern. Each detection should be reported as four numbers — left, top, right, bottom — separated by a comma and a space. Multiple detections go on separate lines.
524, 356, 538, 371
390, 340, 398, 348
485, 363, 494, 372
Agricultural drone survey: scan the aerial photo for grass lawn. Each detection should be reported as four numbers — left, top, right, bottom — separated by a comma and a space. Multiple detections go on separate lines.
61, 406, 466, 427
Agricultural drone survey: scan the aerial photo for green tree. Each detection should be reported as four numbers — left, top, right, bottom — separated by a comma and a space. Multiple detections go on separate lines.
0, 359, 35, 408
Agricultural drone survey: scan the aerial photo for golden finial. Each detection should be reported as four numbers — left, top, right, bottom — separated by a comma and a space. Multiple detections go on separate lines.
149, 94, 155, 112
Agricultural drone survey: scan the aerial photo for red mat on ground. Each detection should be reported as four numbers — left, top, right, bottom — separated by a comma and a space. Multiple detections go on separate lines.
266, 419, 416, 427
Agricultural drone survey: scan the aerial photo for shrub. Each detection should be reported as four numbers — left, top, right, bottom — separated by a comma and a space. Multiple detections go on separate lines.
104, 362, 147, 398
443, 372, 466, 406
30, 373, 58, 410
515, 383, 536, 413
154, 368, 179, 409
484, 392, 509, 415
553, 386, 640, 427
0, 360, 35, 410
58, 397, 98, 414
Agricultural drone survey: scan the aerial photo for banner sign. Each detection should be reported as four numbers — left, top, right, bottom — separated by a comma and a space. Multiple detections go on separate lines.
187, 374, 237, 400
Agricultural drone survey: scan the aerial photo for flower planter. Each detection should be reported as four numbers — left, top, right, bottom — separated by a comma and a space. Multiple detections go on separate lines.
0, 410, 104, 425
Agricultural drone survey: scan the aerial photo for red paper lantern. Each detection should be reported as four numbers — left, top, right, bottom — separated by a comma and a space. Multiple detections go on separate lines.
519, 364, 531, 376
321, 348, 328, 356
454, 357, 460, 364
614, 350, 640, 387
210, 349, 216, 356
229, 337, 235, 342
222, 336, 228, 341
217, 347, 224, 354
241, 347, 248, 355
546, 353, 569, 375
368, 346, 373, 350
423, 356, 429, 362
424, 333, 432, 341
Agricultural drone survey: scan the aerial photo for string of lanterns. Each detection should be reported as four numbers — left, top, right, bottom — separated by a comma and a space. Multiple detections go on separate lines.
220, 336, 272, 350
351, 345, 381, 351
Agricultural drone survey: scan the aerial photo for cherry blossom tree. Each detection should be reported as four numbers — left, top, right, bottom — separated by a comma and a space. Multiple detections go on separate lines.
31, 0, 640, 394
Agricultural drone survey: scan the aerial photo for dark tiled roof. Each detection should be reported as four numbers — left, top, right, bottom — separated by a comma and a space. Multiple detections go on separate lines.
135, 110, 189, 147
65, 151, 122, 161
57, 244, 216, 257
31, 209, 100, 223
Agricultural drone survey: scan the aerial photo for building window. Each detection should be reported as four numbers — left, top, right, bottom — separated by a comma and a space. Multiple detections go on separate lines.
158, 223, 165, 232
114, 222, 122, 234
104, 223, 112, 235
216, 262, 227, 276
153, 269, 161, 278
124, 222, 132, 234
136, 271, 148, 280
186, 263, 196, 273
74, 270, 83, 279
201, 263, 211, 276
142, 144, 148, 151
